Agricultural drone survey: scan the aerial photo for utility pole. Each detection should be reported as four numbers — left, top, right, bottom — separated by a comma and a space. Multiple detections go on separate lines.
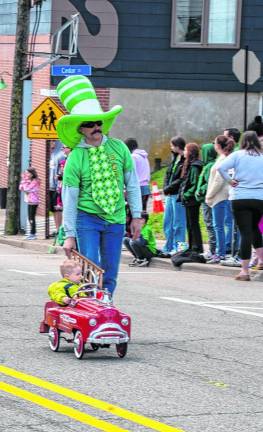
4, 0, 31, 234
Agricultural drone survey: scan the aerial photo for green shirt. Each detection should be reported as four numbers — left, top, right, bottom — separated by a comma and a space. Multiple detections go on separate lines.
63, 138, 134, 224
141, 224, 157, 254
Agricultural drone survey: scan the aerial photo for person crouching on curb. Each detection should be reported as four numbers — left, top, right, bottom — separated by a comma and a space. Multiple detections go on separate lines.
123, 211, 157, 267
48, 259, 83, 305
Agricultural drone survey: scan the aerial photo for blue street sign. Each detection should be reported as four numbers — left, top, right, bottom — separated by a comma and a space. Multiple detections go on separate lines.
51, 65, 92, 76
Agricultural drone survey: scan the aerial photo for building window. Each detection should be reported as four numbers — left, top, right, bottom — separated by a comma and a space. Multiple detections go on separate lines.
171, 0, 242, 48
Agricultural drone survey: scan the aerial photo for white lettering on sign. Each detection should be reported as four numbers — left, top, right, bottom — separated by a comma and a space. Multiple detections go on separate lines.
62, 67, 76, 74
60, 314, 77, 324
52, 0, 119, 68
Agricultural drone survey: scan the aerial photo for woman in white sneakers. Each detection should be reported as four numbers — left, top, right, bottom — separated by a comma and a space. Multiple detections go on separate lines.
218, 131, 263, 281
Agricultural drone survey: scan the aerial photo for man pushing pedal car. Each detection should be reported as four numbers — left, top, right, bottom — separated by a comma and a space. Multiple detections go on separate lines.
56, 75, 143, 296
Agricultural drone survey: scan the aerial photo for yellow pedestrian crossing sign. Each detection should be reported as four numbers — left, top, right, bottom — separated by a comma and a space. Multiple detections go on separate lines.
27, 97, 65, 139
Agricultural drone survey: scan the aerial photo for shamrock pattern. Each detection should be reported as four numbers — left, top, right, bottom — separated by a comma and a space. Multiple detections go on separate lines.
88, 145, 120, 214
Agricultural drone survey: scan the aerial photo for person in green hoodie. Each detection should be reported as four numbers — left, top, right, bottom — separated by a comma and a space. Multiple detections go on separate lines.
195, 143, 217, 259
178, 143, 204, 253
123, 211, 157, 267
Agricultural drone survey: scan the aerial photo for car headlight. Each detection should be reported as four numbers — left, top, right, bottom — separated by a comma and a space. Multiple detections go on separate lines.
89, 318, 97, 326
121, 317, 129, 326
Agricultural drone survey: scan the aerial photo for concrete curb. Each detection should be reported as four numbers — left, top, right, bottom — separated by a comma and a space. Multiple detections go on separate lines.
121, 250, 242, 277
1, 234, 258, 279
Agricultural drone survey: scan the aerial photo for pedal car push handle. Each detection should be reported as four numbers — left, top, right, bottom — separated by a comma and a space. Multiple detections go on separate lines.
85, 268, 99, 285
78, 283, 97, 291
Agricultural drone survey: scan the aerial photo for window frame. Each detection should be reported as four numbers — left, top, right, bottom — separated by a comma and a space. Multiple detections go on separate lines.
171, 0, 243, 49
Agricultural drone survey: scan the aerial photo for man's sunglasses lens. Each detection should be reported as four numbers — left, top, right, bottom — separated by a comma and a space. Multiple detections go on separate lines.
81, 121, 103, 128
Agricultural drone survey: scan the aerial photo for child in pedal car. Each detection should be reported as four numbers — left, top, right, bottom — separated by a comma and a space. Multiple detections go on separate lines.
48, 259, 84, 305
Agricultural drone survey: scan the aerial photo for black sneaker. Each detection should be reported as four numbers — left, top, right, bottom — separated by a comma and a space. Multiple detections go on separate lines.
157, 252, 171, 258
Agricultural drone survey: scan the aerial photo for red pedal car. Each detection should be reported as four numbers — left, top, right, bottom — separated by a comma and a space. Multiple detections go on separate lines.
39, 251, 131, 359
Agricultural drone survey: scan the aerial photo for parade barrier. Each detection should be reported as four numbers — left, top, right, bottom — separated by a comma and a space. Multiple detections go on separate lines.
152, 181, 164, 213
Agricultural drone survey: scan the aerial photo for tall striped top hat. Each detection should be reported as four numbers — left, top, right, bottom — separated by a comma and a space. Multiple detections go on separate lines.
56, 75, 122, 148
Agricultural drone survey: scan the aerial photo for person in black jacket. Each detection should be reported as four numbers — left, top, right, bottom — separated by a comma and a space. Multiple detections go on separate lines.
162, 136, 186, 255
179, 142, 204, 253
247, 115, 263, 137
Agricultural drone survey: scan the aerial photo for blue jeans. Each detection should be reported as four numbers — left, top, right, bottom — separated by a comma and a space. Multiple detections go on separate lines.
201, 203, 216, 254
163, 194, 186, 252
76, 211, 125, 295
212, 200, 233, 257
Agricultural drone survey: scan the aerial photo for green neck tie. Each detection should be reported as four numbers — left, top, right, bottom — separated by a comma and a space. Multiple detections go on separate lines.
88, 145, 120, 214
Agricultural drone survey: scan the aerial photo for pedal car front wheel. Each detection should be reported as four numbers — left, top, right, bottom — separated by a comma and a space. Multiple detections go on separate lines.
116, 343, 128, 358
73, 330, 85, 359
48, 327, 60, 352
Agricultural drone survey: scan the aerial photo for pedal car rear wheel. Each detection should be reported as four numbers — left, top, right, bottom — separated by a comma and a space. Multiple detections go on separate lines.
116, 343, 128, 358
74, 330, 85, 359
48, 327, 60, 352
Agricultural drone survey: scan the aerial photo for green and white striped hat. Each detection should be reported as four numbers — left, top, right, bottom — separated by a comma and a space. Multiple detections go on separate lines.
56, 75, 122, 148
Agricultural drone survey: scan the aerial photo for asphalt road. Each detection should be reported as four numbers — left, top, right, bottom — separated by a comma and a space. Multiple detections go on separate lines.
1, 243, 263, 432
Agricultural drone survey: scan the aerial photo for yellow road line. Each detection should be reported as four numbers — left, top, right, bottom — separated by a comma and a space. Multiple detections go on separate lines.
0, 365, 184, 432
0, 381, 129, 432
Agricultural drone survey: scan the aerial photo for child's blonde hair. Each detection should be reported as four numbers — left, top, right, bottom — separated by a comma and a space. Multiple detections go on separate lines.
60, 259, 82, 278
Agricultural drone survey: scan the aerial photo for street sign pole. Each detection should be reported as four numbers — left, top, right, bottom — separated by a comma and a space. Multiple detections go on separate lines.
232, 48, 261, 131
244, 45, 249, 131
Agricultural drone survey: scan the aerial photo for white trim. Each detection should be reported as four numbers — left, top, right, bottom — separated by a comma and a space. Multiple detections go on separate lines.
63, 88, 97, 109
57, 77, 91, 97
161, 297, 263, 318
71, 99, 103, 114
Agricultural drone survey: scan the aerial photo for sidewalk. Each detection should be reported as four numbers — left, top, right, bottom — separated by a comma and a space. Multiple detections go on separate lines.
1, 209, 261, 279
0, 209, 56, 238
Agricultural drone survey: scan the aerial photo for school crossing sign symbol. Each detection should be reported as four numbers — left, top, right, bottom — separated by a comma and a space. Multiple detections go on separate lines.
27, 97, 65, 139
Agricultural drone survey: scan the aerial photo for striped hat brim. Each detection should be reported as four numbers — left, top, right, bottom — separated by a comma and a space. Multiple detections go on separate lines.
56, 105, 123, 149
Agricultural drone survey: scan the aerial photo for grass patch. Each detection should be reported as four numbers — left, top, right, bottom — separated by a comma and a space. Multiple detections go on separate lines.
149, 213, 165, 239
151, 167, 167, 189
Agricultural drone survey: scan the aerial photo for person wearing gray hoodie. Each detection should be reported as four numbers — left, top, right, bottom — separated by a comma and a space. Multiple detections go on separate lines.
125, 138, 151, 210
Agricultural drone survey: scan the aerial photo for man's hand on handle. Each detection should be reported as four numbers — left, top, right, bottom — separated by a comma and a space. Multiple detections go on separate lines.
130, 218, 144, 240
63, 237, 76, 258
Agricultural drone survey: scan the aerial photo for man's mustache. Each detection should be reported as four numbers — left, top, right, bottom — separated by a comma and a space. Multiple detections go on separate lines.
92, 129, 102, 135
